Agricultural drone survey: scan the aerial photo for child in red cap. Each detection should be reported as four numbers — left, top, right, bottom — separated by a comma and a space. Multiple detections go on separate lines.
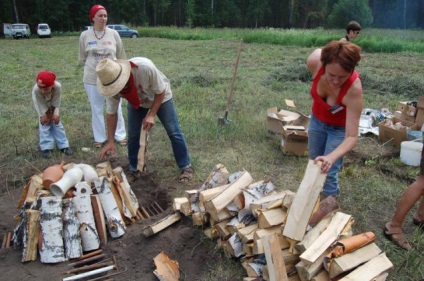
32, 70, 73, 158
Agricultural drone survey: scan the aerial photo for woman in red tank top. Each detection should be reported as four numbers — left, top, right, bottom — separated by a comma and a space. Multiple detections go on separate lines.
306, 41, 363, 198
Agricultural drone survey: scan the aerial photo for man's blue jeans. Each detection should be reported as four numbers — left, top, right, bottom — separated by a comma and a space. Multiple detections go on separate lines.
308, 114, 345, 196
127, 98, 191, 172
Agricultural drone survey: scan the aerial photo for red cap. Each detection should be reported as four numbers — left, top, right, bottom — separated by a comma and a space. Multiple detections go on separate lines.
36, 71, 56, 88
89, 5, 106, 22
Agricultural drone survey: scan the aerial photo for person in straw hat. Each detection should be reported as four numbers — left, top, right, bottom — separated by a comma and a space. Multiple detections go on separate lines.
78, 4, 127, 149
32, 70, 73, 158
96, 57, 193, 182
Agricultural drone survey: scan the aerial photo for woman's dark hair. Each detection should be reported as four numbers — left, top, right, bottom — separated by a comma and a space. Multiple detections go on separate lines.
320, 41, 361, 73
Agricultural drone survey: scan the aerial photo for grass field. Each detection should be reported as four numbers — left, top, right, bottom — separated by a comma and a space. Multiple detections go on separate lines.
1, 29, 423, 280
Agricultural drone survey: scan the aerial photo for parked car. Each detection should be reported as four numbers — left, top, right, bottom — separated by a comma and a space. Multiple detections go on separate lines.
36, 23, 51, 38
107, 24, 138, 38
11, 23, 30, 39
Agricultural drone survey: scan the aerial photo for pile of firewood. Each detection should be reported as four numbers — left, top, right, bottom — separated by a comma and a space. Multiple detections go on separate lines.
11, 161, 145, 264
173, 161, 394, 281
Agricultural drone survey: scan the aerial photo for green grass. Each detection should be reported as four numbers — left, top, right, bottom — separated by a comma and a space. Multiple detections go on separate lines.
0, 30, 423, 280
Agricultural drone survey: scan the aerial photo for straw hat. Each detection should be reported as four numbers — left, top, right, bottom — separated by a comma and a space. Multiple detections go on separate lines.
96, 58, 131, 97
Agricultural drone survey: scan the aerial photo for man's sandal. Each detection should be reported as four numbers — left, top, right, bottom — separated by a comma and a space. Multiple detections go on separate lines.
413, 217, 424, 228
383, 224, 412, 250
118, 139, 127, 146
94, 142, 104, 148
179, 167, 194, 182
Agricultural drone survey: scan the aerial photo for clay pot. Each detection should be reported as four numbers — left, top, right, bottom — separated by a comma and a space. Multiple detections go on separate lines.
50, 166, 84, 197
42, 161, 65, 189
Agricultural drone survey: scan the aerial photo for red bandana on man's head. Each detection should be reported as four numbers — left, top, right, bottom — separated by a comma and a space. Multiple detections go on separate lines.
120, 73, 140, 109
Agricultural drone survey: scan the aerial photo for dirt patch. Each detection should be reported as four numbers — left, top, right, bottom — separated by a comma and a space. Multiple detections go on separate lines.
0, 160, 238, 281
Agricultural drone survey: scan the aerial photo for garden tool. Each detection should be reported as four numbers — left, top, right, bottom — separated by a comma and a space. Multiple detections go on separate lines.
218, 39, 243, 125
323, 231, 376, 271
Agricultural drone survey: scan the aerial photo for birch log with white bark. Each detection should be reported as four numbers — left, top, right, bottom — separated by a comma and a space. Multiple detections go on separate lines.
39, 196, 67, 263
73, 182, 100, 251
94, 177, 126, 238
62, 198, 83, 259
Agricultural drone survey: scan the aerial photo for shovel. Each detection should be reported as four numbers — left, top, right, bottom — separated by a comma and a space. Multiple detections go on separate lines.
218, 39, 243, 125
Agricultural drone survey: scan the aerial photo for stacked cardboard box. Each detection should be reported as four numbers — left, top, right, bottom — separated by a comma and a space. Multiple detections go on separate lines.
266, 101, 310, 156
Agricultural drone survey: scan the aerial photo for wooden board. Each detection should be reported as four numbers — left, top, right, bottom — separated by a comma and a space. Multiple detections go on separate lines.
299, 212, 351, 267
283, 160, 327, 242
330, 243, 382, 279
142, 212, 182, 237
91, 195, 107, 247
263, 233, 288, 281
338, 253, 393, 281
204, 171, 252, 221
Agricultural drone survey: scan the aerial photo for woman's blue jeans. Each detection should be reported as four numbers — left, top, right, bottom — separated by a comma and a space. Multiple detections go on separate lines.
127, 98, 191, 172
308, 114, 345, 197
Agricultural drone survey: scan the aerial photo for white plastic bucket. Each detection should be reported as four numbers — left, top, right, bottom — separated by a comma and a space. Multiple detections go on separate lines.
400, 140, 422, 166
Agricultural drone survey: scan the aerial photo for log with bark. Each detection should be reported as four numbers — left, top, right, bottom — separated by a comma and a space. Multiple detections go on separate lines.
62, 198, 83, 259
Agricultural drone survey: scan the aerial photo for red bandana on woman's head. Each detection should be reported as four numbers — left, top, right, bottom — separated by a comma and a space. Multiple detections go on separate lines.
120, 73, 140, 109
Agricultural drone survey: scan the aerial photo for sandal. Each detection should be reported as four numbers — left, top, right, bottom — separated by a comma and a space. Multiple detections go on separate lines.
383, 223, 412, 250
118, 139, 127, 146
94, 142, 104, 148
413, 217, 424, 228
179, 167, 194, 182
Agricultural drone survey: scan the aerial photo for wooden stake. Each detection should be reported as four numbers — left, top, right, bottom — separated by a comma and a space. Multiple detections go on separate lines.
75, 249, 103, 261
69, 253, 106, 267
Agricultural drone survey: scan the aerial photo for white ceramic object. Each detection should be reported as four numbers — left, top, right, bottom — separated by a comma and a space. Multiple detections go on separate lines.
74, 163, 99, 185
39, 196, 67, 263
94, 177, 126, 238
73, 182, 100, 251
400, 140, 422, 166
50, 166, 84, 197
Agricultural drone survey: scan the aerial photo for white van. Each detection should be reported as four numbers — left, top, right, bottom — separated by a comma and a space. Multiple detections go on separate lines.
11, 23, 31, 39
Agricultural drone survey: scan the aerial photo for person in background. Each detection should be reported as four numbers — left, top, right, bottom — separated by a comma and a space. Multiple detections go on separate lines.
79, 4, 127, 148
384, 145, 424, 250
340, 20, 361, 42
306, 40, 363, 198
95, 58, 194, 182
32, 70, 73, 159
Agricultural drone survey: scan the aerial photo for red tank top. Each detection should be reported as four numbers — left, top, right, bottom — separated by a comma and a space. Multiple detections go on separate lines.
311, 66, 359, 126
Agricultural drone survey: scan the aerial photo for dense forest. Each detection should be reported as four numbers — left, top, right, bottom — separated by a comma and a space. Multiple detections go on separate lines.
1, 0, 423, 32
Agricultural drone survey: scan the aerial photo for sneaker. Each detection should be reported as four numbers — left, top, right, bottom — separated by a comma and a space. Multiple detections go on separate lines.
41, 149, 52, 159
61, 147, 73, 155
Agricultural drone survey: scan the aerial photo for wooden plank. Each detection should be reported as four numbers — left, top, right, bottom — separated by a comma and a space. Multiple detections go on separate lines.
137, 128, 148, 172
299, 212, 351, 267
237, 223, 258, 243
339, 253, 393, 281
142, 212, 182, 237
283, 160, 327, 242
296, 251, 328, 281
172, 197, 187, 212
21, 210, 40, 262
263, 233, 288, 281
250, 191, 286, 216
311, 269, 330, 281
296, 214, 334, 253
204, 171, 253, 221
329, 242, 382, 279
257, 207, 287, 229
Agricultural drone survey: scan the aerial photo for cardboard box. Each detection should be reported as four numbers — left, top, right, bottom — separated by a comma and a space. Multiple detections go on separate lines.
280, 127, 308, 156
280, 113, 310, 156
378, 117, 418, 147
396, 101, 417, 117
394, 110, 416, 123
266, 107, 302, 140
415, 108, 424, 129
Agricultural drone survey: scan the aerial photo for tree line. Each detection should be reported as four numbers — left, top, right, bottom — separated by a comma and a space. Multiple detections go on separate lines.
1, 0, 423, 33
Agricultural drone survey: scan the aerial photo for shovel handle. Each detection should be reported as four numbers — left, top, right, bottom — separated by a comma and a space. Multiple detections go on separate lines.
226, 39, 243, 112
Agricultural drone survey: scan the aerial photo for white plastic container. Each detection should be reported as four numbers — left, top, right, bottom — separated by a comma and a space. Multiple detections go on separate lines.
400, 140, 422, 166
